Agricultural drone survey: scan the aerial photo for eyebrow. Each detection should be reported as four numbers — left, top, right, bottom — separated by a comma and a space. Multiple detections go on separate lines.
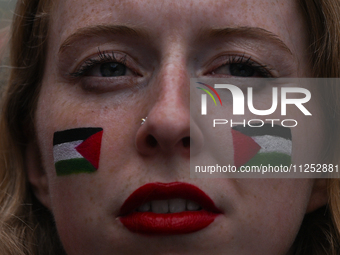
59, 25, 148, 53
59, 25, 293, 57
204, 26, 293, 56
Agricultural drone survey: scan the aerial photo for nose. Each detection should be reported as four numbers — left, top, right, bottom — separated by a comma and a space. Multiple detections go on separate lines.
135, 60, 203, 157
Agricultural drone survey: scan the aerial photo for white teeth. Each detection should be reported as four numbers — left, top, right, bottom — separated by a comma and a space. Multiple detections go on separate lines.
169, 198, 186, 213
137, 202, 151, 212
136, 199, 202, 213
187, 200, 201, 211
151, 200, 169, 213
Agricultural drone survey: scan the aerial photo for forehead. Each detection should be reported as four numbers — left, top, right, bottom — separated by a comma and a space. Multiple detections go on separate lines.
51, 0, 304, 52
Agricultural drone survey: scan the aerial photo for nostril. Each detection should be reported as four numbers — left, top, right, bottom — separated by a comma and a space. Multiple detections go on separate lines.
182, 137, 190, 148
146, 135, 158, 148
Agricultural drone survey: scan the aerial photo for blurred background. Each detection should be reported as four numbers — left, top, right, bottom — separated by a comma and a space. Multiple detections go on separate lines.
0, 0, 16, 91
0, 0, 16, 53
0, 0, 16, 29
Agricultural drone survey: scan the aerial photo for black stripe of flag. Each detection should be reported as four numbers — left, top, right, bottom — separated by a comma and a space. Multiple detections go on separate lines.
232, 123, 292, 140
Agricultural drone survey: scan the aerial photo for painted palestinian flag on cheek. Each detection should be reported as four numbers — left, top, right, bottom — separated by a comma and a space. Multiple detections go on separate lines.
53, 127, 103, 176
231, 124, 292, 168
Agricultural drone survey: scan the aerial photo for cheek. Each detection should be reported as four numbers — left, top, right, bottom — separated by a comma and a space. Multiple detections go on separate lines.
46, 175, 110, 253
35, 77, 146, 171
289, 88, 325, 165
232, 179, 313, 252
34, 84, 145, 253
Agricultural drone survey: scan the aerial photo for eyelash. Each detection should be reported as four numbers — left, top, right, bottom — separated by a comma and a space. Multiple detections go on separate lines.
70, 51, 271, 78
213, 54, 272, 77
70, 50, 128, 78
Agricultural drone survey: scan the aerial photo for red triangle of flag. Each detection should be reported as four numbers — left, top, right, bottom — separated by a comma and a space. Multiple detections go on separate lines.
76, 130, 103, 169
231, 129, 261, 168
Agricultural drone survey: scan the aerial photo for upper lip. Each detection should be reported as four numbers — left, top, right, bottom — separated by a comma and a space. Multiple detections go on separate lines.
119, 182, 221, 216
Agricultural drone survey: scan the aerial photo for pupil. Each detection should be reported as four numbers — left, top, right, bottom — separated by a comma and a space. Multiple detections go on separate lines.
100, 62, 126, 77
229, 63, 255, 77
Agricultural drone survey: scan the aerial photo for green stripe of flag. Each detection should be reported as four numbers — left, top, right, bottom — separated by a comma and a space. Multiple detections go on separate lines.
55, 158, 96, 176
243, 152, 291, 167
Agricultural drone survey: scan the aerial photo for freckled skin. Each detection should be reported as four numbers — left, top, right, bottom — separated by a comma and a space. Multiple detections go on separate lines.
29, 0, 328, 254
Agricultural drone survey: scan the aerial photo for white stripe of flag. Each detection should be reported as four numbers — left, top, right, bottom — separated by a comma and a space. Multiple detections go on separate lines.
252, 135, 292, 155
53, 140, 83, 163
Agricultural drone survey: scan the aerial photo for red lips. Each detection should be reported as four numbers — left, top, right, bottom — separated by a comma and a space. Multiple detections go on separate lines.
119, 182, 221, 235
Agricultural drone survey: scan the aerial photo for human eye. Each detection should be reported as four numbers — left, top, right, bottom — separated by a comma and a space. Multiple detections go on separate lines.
70, 49, 138, 78
68, 49, 143, 93
207, 55, 273, 78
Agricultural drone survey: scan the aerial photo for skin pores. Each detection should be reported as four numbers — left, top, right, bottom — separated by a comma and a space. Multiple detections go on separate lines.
29, 0, 327, 254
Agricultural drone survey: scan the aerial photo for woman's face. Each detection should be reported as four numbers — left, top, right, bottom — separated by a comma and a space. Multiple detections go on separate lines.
30, 0, 327, 254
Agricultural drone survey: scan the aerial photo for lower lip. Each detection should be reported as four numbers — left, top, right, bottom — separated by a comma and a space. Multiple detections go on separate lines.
120, 210, 219, 235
